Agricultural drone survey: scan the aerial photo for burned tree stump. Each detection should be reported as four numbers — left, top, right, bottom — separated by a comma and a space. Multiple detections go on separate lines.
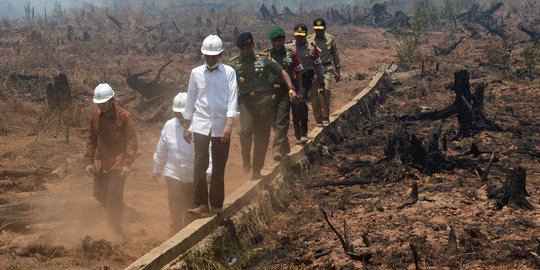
403, 69, 501, 140
488, 167, 534, 210
45, 73, 72, 111
384, 125, 453, 174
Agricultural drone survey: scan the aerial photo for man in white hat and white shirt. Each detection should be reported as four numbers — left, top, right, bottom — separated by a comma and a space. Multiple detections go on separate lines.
183, 35, 239, 214
152, 93, 212, 232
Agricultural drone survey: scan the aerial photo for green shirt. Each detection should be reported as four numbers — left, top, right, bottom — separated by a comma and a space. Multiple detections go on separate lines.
263, 46, 298, 84
230, 51, 283, 94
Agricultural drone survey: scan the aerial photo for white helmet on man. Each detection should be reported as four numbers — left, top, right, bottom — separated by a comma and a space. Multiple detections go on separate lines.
93, 83, 115, 104
201, 35, 224, 55
172, 92, 187, 113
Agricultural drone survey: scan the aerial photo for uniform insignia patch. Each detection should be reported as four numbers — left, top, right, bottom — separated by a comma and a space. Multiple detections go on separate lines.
239, 76, 245, 84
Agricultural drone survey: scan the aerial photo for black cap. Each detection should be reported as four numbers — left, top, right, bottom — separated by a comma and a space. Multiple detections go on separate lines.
236, 32, 253, 48
293, 23, 308, 37
313, 18, 326, 30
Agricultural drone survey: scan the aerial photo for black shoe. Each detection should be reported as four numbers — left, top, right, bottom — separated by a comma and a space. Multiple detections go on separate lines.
243, 163, 251, 173
250, 171, 262, 180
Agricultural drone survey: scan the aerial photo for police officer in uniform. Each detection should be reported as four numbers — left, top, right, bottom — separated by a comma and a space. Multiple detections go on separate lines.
290, 23, 325, 140
230, 32, 297, 180
307, 18, 341, 126
264, 27, 304, 161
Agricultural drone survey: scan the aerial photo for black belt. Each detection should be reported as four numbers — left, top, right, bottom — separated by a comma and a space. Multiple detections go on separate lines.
322, 62, 332, 66
240, 90, 270, 96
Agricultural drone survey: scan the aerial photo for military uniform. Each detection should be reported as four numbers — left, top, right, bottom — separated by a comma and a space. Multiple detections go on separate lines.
264, 43, 302, 156
230, 45, 283, 177
291, 23, 325, 138
307, 18, 341, 125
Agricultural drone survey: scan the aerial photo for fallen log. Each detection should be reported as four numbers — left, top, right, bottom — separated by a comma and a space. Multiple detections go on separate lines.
0, 167, 53, 178
307, 177, 375, 188
0, 202, 33, 233
106, 14, 123, 30
433, 36, 464, 56
125, 60, 176, 99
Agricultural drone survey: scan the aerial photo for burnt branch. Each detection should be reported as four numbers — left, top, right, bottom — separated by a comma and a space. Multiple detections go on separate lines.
320, 208, 373, 262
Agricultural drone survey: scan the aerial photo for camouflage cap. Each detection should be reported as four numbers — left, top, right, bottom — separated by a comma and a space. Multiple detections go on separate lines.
268, 27, 285, 40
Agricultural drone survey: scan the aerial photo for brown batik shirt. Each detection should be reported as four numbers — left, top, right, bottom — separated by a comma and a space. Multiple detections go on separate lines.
85, 102, 138, 172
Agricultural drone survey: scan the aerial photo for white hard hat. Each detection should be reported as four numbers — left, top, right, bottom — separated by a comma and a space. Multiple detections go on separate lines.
172, 92, 187, 113
201, 35, 224, 56
93, 83, 115, 104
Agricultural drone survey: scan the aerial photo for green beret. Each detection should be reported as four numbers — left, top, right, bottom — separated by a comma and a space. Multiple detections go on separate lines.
268, 27, 285, 40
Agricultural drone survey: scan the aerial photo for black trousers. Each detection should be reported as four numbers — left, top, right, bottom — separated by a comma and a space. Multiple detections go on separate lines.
93, 170, 125, 230
193, 132, 230, 208
292, 70, 314, 139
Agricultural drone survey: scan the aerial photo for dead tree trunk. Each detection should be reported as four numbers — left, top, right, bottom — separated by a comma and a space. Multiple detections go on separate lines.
518, 23, 540, 43
45, 73, 72, 111
488, 166, 534, 210
402, 69, 501, 140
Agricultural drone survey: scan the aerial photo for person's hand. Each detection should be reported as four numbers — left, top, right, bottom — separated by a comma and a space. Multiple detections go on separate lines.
152, 172, 161, 182
121, 166, 131, 177
334, 72, 341, 82
221, 123, 232, 143
85, 164, 94, 176
183, 129, 192, 144
206, 173, 212, 185
288, 89, 298, 104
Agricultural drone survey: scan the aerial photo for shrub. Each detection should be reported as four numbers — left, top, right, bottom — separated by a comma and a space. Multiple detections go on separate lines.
521, 43, 540, 73
395, 34, 419, 68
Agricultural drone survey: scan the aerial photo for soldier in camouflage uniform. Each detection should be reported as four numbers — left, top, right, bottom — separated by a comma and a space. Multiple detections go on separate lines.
263, 27, 304, 161
230, 32, 297, 180
289, 23, 325, 140
307, 18, 341, 126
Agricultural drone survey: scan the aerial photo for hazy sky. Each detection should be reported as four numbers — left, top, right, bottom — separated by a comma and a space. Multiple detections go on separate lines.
0, 0, 360, 20
0, 0, 107, 19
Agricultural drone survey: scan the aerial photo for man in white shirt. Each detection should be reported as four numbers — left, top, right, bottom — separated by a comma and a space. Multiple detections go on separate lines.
183, 35, 238, 215
153, 93, 212, 232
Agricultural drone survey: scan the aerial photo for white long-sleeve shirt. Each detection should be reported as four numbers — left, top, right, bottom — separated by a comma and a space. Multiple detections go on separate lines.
183, 63, 239, 137
153, 118, 211, 182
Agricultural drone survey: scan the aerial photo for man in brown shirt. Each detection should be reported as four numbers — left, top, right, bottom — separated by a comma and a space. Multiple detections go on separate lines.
85, 83, 138, 237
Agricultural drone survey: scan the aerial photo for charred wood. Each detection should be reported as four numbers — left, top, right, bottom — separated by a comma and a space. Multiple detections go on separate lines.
125, 60, 175, 99
480, 151, 497, 182
320, 208, 373, 262
307, 178, 375, 188
488, 166, 534, 210
402, 70, 501, 139
106, 14, 123, 30
518, 23, 540, 43
433, 36, 464, 56
398, 182, 418, 209
46, 73, 72, 111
